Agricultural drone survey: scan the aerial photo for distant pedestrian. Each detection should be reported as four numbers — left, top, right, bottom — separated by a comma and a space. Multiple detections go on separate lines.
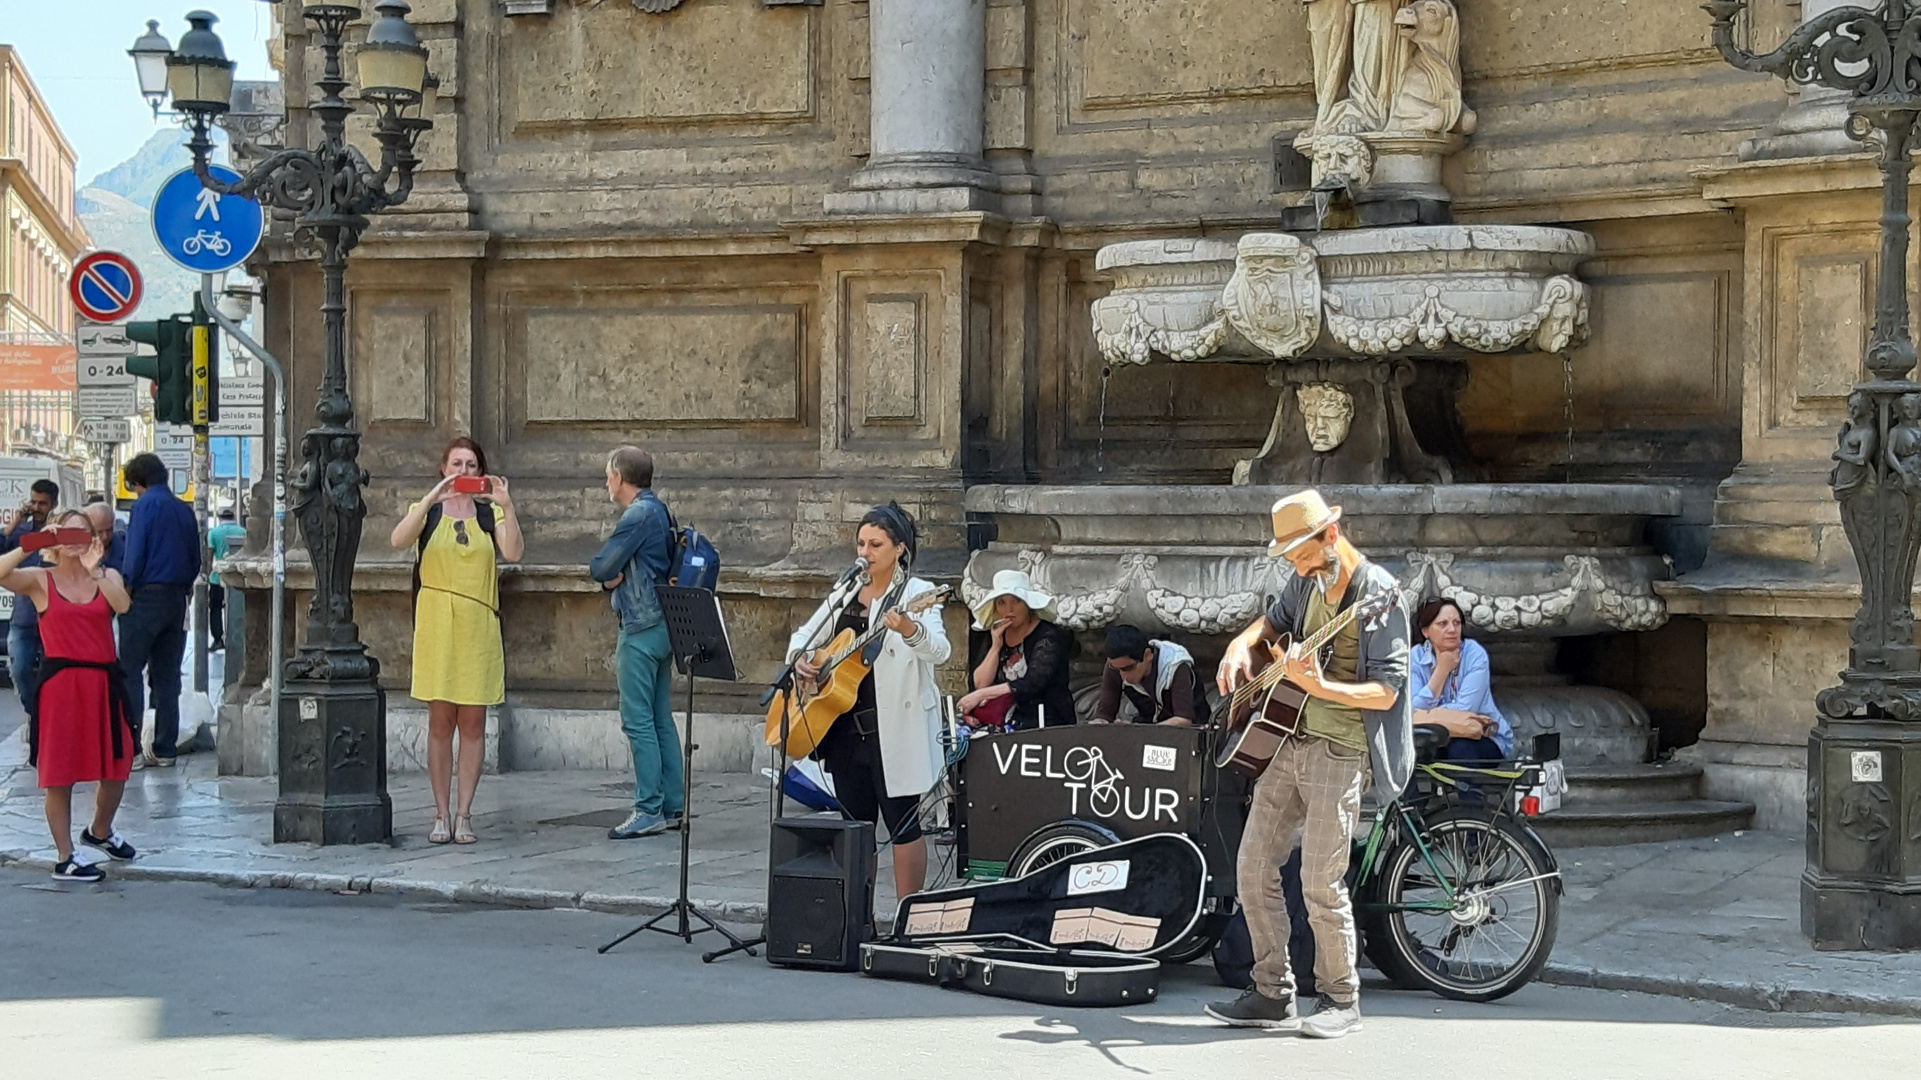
588, 445, 683, 840
389, 437, 523, 846
119, 453, 200, 768
208, 506, 246, 651
0, 510, 136, 882
82, 500, 127, 575
0, 478, 59, 714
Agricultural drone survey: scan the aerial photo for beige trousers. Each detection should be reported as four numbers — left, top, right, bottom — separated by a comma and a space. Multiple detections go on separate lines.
1236, 736, 1369, 1004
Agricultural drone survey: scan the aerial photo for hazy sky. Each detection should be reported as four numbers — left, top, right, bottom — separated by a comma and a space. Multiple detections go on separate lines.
1, 1, 276, 185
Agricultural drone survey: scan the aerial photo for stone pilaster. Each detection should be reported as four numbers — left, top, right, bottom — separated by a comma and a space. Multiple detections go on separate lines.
1662, 154, 1891, 831
1740, 0, 1860, 162
825, 0, 999, 214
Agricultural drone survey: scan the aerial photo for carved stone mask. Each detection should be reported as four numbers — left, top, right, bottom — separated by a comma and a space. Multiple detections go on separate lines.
1297, 383, 1355, 453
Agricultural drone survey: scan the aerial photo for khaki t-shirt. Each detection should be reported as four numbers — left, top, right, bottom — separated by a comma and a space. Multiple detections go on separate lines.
1300, 584, 1368, 753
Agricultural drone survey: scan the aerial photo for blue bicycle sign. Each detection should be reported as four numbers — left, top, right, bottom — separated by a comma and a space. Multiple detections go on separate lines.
152, 165, 263, 274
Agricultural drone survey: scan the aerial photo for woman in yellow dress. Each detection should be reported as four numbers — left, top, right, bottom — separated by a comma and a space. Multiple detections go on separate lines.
389, 437, 523, 844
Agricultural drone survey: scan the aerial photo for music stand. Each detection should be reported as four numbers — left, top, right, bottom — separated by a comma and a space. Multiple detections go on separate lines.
599, 586, 755, 956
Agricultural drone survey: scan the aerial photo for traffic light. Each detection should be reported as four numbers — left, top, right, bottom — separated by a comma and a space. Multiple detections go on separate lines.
126, 313, 191, 425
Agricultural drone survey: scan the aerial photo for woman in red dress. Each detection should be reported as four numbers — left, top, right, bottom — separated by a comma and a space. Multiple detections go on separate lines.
0, 509, 135, 882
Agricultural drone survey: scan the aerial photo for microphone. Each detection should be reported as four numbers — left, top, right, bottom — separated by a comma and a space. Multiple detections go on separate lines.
836, 556, 870, 587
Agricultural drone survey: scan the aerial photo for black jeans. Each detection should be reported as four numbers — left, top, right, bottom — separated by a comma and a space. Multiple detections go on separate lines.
208, 583, 226, 647
121, 585, 189, 758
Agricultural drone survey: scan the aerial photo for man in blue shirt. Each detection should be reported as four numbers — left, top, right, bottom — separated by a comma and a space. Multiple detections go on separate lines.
0, 479, 59, 714
588, 445, 683, 840
119, 453, 201, 766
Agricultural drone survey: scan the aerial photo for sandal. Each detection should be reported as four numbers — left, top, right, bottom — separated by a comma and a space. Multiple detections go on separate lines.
429, 816, 452, 845
454, 814, 477, 845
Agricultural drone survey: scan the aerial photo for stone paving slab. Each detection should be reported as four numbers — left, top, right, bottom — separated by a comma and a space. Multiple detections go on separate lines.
3, 730, 1918, 1017
1544, 832, 1921, 1018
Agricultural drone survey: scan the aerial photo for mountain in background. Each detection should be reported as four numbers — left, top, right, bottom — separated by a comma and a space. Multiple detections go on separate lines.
75, 127, 229, 323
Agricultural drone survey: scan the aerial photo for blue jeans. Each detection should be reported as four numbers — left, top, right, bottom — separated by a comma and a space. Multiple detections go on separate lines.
8, 622, 42, 716
618, 622, 683, 817
121, 585, 189, 758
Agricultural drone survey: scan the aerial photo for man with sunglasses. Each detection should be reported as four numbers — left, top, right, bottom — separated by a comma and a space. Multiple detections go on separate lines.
1090, 624, 1201, 726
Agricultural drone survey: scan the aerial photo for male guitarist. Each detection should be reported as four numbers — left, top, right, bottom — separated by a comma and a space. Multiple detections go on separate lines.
1207, 489, 1413, 1039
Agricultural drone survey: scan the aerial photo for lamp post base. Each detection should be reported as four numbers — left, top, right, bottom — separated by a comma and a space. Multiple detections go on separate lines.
1803, 719, 1921, 950
274, 677, 393, 845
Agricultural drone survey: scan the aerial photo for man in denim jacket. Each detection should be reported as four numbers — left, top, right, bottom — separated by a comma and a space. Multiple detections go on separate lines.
589, 446, 684, 840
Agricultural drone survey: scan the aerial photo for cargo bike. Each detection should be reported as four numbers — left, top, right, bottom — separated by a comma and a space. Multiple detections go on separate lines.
945, 718, 1566, 1002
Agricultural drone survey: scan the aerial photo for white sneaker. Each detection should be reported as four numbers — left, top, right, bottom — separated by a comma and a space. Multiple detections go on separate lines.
1300, 995, 1362, 1040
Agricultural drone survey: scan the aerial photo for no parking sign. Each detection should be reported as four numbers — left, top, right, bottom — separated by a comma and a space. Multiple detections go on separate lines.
69, 252, 143, 323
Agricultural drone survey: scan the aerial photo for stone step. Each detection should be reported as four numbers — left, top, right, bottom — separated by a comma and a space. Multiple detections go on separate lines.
1562, 763, 1705, 806
1529, 799, 1755, 848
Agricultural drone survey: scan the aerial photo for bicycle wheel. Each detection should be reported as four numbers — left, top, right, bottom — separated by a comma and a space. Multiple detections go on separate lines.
1371, 810, 1559, 1002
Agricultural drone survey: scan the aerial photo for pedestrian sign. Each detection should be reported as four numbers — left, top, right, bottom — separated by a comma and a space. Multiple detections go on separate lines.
152, 165, 264, 275
69, 252, 144, 323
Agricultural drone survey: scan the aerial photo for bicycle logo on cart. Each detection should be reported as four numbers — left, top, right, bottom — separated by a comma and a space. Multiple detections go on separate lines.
990, 740, 1182, 824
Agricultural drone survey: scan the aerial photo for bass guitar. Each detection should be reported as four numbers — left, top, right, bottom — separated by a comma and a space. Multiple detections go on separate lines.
764, 584, 953, 758
1214, 583, 1403, 778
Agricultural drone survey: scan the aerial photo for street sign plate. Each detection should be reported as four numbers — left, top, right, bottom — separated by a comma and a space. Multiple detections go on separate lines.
152, 166, 264, 275
212, 374, 266, 437
69, 252, 143, 322
79, 386, 139, 419
156, 424, 195, 495
79, 418, 132, 444
77, 321, 136, 358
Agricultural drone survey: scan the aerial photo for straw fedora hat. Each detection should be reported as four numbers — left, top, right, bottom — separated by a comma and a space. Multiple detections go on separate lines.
1268, 489, 1343, 557
972, 569, 1057, 629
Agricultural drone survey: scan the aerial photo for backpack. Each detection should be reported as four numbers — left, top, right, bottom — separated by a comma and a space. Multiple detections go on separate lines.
663, 503, 721, 592
411, 501, 497, 620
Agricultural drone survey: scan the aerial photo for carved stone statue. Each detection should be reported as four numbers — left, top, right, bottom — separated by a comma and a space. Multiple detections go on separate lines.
1832, 390, 1878, 496
1303, 1, 1409, 136
1294, 0, 1473, 203
1298, 383, 1357, 452
1386, 0, 1476, 136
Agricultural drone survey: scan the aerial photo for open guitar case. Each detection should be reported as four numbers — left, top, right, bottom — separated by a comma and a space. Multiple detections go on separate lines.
860, 833, 1208, 1007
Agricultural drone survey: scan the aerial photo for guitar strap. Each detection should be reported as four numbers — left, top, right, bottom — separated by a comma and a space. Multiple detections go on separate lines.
860, 574, 910, 666
1310, 563, 1365, 666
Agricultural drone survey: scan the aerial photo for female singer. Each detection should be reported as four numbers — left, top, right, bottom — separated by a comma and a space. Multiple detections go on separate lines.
787, 503, 950, 903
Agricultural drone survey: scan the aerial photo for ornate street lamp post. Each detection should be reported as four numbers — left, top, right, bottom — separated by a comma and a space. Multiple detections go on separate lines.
1707, 0, 1921, 949
153, 3, 433, 844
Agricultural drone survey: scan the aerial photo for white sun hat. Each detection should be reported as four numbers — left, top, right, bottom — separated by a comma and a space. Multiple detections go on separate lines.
971, 568, 1057, 630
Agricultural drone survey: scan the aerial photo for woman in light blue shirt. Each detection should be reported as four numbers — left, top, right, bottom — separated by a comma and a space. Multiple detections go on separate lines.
1408, 598, 1513, 760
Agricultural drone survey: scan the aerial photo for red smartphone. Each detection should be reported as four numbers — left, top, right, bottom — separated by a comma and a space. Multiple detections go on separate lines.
452, 476, 490, 495
20, 528, 88, 552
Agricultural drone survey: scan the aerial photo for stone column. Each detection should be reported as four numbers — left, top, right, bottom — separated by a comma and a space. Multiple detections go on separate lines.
826, 0, 997, 214
1740, 0, 1859, 161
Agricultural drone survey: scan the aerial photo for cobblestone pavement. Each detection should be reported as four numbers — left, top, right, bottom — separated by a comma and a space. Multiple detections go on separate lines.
3, 727, 1916, 1017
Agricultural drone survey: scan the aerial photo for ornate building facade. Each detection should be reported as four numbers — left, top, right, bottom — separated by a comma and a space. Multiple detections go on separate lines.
224, 2, 1866, 832
0, 45, 88, 461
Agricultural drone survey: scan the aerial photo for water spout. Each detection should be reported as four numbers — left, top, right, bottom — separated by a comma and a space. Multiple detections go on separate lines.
1097, 365, 1111, 475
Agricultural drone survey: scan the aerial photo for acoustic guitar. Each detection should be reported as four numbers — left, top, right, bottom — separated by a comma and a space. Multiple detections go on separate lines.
1214, 584, 1403, 778
764, 584, 953, 758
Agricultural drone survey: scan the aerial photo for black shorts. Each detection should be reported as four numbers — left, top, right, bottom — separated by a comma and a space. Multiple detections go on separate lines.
818, 711, 924, 846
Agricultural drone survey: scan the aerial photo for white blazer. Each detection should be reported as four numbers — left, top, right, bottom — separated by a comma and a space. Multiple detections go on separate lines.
786, 576, 951, 799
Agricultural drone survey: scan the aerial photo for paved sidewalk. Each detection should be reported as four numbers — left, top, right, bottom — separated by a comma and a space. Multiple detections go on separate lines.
2, 729, 1917, 1017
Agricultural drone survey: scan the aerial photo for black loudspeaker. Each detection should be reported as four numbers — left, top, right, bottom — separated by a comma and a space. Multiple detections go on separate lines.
766, 816, 875, 971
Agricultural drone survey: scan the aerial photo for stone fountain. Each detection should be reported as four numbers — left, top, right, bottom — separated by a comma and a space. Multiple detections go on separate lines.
962, 1, 1708, 788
